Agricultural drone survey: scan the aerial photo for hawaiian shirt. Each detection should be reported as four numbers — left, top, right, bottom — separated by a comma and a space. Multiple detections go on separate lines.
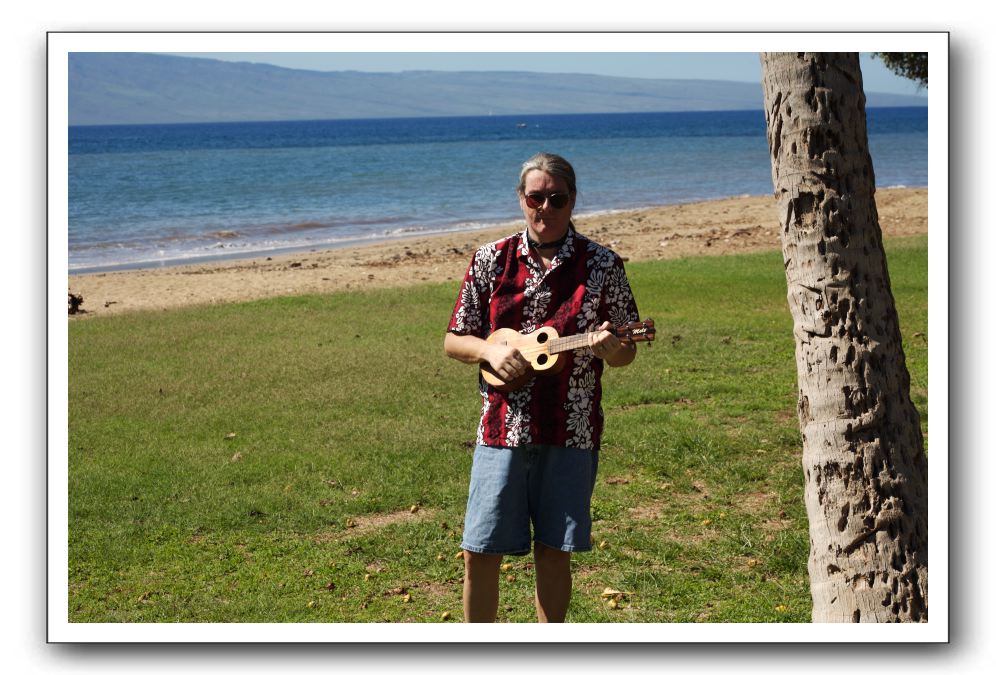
447, 226, 639, 450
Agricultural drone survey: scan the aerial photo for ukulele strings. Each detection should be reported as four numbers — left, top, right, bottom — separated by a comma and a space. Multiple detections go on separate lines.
506, 323, 647, 358
514, 332, 621, 356
512, 337, 581, 356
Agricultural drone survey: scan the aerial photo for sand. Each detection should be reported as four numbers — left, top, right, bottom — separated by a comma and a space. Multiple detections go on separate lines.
67, 188, 927, 318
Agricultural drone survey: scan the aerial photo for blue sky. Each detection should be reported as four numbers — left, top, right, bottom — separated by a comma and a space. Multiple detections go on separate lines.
166, 52, 926, 97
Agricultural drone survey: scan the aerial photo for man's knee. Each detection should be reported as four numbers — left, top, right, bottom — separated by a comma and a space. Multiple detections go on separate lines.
534, 542, 571, 564
463, 550, 503, 571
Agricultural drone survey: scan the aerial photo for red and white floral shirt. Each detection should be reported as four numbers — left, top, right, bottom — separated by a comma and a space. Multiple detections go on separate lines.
447, 226, 639, 450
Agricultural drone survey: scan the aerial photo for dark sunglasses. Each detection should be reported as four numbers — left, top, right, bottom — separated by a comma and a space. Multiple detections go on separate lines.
524, 191, 571, 209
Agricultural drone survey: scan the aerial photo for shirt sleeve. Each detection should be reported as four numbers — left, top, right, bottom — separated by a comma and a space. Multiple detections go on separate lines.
602, 254, 640, 328
447, 245, 496, 338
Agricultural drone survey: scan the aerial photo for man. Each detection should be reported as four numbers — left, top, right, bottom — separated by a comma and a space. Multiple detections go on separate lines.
444, 152, 640, 622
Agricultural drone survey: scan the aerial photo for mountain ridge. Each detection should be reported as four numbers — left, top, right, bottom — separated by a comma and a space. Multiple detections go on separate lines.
69, 53, 927, 126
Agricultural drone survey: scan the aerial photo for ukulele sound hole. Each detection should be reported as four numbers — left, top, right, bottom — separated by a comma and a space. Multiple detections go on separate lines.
537, 354, 548, 366
536, 332, 549, 344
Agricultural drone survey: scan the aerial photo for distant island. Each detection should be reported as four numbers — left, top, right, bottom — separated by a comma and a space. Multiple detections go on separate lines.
69, 53, 927, 127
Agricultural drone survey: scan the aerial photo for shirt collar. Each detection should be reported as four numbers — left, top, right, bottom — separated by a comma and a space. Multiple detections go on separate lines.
517, 224, 576, 263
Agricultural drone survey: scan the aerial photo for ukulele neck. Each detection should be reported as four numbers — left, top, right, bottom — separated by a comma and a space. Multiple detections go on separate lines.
547, 331, 603, 355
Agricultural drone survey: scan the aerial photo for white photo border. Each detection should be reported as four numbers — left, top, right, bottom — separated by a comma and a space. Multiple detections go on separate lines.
49, 31, 948, 643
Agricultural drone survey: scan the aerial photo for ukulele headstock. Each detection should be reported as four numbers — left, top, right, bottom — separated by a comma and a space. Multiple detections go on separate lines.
613, 319, 656, 345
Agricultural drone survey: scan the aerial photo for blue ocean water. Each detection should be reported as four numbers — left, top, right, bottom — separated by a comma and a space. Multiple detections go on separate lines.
68, 108, 927, 273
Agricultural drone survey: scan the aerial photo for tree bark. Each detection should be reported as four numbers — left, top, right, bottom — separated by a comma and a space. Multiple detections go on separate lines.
760, 52, 928, 622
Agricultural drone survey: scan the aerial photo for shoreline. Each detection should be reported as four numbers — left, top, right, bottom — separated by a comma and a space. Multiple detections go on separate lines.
68, 216, 531, 276
67, 196, 772, 276
67, 188, 928, 318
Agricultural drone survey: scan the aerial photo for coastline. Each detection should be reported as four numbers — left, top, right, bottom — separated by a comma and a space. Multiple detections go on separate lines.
67, 188, 928, 318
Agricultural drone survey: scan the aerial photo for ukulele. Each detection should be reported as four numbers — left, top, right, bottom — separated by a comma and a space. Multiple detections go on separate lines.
480, 319, 655, 392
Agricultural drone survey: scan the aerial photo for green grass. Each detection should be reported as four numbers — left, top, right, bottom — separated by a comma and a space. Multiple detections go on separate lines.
67, 235, 928, 623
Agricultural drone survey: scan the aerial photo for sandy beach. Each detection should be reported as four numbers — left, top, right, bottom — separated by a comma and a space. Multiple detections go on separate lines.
68, 188, 927, 318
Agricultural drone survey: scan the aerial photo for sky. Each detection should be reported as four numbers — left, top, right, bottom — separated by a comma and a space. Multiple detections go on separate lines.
165, 52, 926, 97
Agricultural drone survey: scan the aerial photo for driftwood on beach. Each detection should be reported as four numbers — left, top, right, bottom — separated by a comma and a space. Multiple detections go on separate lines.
68, 292, 84, 315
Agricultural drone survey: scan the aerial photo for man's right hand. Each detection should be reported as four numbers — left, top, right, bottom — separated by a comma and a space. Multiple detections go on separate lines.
484, 343, 530, 382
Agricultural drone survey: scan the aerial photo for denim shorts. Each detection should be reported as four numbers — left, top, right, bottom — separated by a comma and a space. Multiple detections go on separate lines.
461, 444, 599, 556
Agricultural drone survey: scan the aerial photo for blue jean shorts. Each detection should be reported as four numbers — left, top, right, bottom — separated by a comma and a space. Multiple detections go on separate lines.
461, 444, 599, 556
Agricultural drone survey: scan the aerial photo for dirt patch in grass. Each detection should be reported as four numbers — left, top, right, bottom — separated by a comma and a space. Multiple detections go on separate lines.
759, 517, 794, 532
666, 527, 722, 546
382, 579, 457, 603
739, 491, 775, 513
349, 507, 437, 532
574, 564, 607, 580
402, 580, 462, 621
732, 491, 801, 539
628, 500, 667, 521
412, 580, 460, 602
627, 481, 718, 522
312, 507, 438, 543
756, 511, 800, 542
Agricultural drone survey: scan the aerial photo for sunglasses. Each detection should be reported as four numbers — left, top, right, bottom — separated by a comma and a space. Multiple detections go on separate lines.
524, 191, 571, 209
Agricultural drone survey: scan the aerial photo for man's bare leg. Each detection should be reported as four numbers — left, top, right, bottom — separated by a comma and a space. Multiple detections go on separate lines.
533, 542, 572, 623
462, 550, 503, 622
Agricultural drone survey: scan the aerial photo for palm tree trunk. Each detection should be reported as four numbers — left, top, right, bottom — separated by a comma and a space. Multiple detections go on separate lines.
760, 52, 928, 622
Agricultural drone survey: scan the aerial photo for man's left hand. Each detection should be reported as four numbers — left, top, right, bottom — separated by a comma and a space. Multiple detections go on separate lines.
590, 321, 624, 361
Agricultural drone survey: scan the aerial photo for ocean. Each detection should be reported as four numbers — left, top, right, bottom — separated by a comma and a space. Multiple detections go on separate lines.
68, 108, 927, 273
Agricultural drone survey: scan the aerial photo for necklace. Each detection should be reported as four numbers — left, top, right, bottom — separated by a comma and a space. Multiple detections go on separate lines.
526, 225, 572, 251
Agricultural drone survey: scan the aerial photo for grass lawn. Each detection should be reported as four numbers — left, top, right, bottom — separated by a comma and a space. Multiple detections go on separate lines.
67, 235, 927, 623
